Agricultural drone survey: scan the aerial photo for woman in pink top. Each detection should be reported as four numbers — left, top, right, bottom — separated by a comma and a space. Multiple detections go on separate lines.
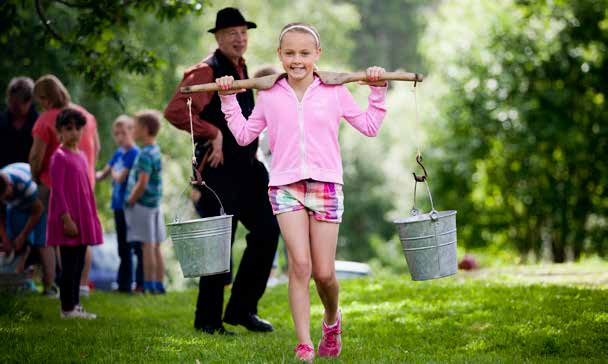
216, 23, 388, 362
30, 74, 100, 189
30, 74, 100, 297
48, 108, 102, 319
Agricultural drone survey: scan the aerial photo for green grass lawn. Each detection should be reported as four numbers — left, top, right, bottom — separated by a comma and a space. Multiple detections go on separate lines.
1, 266, 607, 363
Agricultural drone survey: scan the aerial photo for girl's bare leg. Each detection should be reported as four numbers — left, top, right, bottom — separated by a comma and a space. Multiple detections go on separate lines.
277, 209, 313, 345
310, 219, 340, 325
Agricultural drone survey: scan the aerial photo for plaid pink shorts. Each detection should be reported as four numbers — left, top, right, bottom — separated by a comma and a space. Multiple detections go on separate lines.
268, 180, 344, 223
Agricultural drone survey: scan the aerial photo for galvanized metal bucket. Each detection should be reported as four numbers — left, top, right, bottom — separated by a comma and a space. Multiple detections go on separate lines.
394, 179, 458, 281
166, 182, 232, 278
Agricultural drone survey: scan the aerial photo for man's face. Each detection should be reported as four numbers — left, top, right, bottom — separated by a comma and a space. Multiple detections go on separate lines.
8, 96, 32, 118
215, 26, 248, 61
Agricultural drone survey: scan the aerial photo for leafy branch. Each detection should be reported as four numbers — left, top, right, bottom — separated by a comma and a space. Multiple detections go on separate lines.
23, 0, 206, 100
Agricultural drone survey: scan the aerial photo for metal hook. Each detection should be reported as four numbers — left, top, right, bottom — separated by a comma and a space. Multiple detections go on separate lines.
191, 158, 204, 186
413, 154, 428, 183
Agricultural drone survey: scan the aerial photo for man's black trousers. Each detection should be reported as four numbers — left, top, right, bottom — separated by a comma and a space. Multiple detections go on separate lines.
193, 159, 280, 329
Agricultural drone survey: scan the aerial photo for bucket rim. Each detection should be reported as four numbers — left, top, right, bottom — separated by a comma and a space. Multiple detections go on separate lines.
393, 210, 457, 224
410, 271, 457, 281
183, 268, 230, 278
167, 214, 234, 226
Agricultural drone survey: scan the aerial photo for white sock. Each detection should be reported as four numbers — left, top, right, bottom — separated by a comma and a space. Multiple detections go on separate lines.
324, 311, 340, 328
325, 320, 339, 328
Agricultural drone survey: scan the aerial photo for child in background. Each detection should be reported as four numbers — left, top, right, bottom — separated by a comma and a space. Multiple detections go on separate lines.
0, 163, 45, 283
125, 110, 166, 294
216, 23, 388, 361
47, 108, 103, 319
31, 74, 102, 298
96, 115, 142, 293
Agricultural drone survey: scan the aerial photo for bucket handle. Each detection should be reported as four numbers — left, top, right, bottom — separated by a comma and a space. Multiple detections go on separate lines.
190, 156, 226, 216
411, 180, 438, 220
196, 181, 226, 216
411, 160, 438, 221
171, 181, 227, 223
172, 97, 227, 223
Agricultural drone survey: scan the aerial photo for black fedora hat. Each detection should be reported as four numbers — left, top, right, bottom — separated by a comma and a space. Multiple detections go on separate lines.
208, 7, 257, 33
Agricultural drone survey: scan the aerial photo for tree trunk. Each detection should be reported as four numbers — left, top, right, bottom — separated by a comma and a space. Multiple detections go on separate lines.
573, 235, 583, 261
552, 237, 566, 263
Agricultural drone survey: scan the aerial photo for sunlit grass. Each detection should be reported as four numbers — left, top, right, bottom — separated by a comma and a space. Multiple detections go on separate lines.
1, 265, 607, 363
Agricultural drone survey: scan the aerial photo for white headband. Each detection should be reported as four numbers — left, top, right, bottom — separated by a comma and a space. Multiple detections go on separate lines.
279, 25, 320, 46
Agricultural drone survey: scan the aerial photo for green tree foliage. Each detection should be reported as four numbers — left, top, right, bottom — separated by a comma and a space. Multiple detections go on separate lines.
0, 0, 206, 100
422, 0, 607, 261
346, 0, 433, 72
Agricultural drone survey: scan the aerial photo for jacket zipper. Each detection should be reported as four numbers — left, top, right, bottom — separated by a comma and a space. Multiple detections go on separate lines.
285, 81, 315, 180
297, 100, 307, 178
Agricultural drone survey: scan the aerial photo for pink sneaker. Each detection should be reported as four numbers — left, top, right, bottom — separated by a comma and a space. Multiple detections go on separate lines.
294, 343, 315, 362
318, 311, 342, 357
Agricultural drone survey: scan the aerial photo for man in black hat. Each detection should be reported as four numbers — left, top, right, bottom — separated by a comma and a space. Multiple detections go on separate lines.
164, 7, 280, 335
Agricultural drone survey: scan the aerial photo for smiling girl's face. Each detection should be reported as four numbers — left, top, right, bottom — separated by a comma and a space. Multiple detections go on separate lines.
278, 30, 321, 83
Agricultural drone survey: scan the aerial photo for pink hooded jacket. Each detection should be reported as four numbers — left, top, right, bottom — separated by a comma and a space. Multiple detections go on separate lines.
220, 76, 388, 186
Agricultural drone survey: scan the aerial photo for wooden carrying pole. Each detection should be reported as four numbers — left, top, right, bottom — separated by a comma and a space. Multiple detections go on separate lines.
180, 70, 424, 94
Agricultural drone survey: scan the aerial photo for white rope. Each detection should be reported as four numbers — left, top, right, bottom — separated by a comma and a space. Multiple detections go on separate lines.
412, 83, 421, 160
183, 97, 227, 217
186, 97, 197, 165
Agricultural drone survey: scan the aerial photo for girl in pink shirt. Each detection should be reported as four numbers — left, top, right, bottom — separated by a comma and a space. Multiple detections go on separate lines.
31, 74, 101, 298
48, 108, 103, 319
216, 22, 388, 362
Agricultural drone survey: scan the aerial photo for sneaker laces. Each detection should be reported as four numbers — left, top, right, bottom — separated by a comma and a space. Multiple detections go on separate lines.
294, 343, 314, 355
322, 325, 342, 349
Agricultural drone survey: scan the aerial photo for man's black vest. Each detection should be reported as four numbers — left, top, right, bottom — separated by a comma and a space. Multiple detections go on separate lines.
199, 49, 258, 168
0, 107, 38, 168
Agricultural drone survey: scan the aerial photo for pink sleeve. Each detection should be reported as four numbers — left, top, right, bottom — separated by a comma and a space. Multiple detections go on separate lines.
49, 153, 69, 217
220, 93, 267, 146
337, 85, 388, 137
